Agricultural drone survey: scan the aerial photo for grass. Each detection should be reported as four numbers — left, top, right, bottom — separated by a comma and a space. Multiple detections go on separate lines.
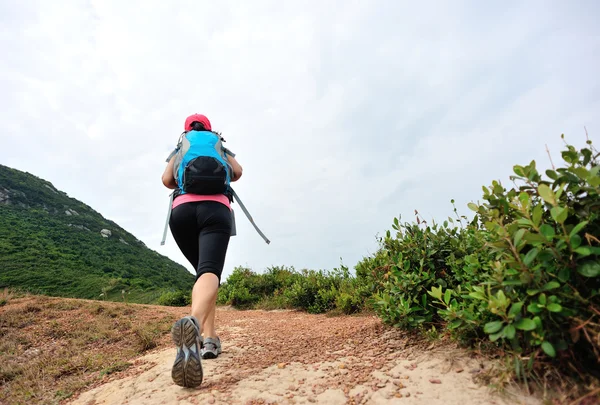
0, 290, 183, 405
0, 287, 17, 307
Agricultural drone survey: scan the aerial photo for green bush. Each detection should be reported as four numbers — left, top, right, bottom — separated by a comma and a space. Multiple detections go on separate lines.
217, 266, 268, 308
460, 135, 600, 368
217, 264, 367, 314
369, 204, 495, 331
156, 290, 191, 307
365, 135, 599, 379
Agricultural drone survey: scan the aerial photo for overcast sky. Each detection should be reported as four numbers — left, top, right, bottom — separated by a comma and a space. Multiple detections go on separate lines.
1, 1, 599, 281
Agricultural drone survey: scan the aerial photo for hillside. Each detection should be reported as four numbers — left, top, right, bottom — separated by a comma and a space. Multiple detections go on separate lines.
0, 164, 195, 303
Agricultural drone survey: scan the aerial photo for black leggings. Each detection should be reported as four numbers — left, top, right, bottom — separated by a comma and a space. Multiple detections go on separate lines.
169, 201, 232, 283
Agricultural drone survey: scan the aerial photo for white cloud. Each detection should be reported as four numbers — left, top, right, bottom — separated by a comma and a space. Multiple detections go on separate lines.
1, 0, 599, 280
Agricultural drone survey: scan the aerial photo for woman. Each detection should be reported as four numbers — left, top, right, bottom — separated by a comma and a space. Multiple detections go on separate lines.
161, 113, 243, 388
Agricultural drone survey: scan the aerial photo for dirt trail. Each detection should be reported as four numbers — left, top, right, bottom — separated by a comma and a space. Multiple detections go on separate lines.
68, 307, 540, 405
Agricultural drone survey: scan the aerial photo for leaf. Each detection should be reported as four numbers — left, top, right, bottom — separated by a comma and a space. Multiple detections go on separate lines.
504, 324, 516, 340
523, 233, 547, 244
514, 318, 537, 331
555, 182, 567, 200
496, 290, 508, 307
561, 150, 578, 164
574, 246, 600, 257
590, 176, 600, 187
508, 302, 524, 318
577, 261, 600, 277
538, 293, 547, 306
444, 289, 451, 305
523, 248, 539, 267
514, 229, 526, 248
542, 341, 556, 358
513, 165, 525, 177
572, 167, 589, 180
550, 206, 568, 224
468, 291, 487, 300
518, 192, 530, 207
484, 321, 504, 334
450, 319, 462, 329
539, 224, 555, 241
538, 184, 555, 205
545, 169, 558, 180
490, 331, 504, 342
558, 268, 570, 282
532, 205, 543, 227
428, 286, 442, 300
542, 281, 560, 291
528, 304, 543, 315
517, 218, 533, 227
571, 234, 582, 250
569, 221, 589, 238
546, 303, 562, 313
467, 202, 478, 212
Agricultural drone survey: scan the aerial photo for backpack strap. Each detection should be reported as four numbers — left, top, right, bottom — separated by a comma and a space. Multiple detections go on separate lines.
223, 147, 235, 158
165, 132, 187, 162
165, 149, 177, 163
160, 132, 187, 245
229, 187, 270, 244
160, 190, 176, 246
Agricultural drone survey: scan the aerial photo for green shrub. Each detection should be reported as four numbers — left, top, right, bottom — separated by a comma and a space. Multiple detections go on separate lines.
156, 290, 191, 307
459, 135, 600, 368
355, 248, 388, 293
369, 204, 494, 330
335, 289, 366, 315
365, 135, 599, 380
217, 266, 265, 308
217, 264, 367, 314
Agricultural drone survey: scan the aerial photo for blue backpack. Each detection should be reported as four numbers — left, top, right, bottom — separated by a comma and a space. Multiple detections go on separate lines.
160, 130, 270, 246
171, 129, 233, 197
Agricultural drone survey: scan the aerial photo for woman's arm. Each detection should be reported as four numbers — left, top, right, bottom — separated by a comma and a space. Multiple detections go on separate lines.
228, 155, 243, 182
162, 156, 178, 189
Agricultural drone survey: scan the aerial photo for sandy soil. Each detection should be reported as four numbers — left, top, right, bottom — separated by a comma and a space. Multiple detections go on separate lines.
66, 307, 541, 405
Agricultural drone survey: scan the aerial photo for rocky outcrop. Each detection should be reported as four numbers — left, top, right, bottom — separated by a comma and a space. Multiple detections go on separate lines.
100, 229, 112, 238
0, 188, 9, 204
44, 184, 58, 194
68, 224, 91, 232
0, 188, 27, 206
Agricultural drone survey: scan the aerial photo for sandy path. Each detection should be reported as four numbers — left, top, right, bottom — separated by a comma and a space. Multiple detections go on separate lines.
68, 308, 540, 405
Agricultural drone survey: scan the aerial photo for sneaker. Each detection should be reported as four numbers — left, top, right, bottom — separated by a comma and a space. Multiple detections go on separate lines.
171, 316, 203, 388
201, 336, 222, 359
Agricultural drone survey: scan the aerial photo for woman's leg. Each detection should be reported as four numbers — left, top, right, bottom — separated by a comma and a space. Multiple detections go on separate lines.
169, 201, 231, 331
169, 201, 232, 386
192, 202, 230, 360
190, 201, 231, 320
168, 202, 205, 388
202, 297, 218, 339
190, 272, 219, 331
201, 294, 222, 359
